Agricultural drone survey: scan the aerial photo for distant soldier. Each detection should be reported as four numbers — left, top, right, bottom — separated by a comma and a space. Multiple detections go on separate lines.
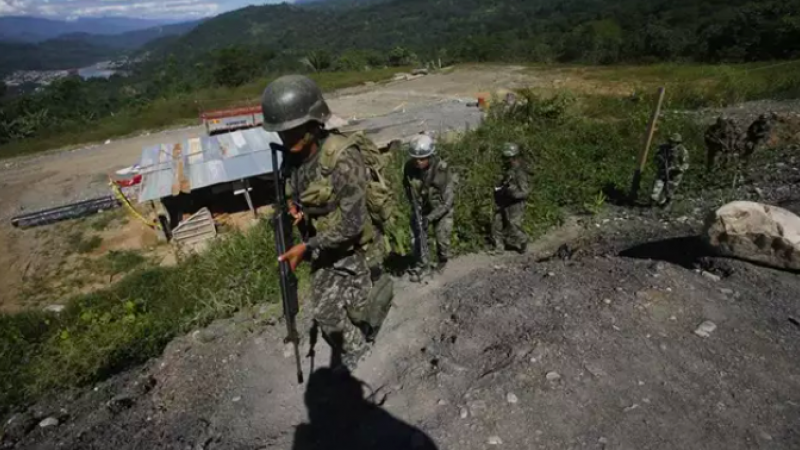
651, 133, 689, 207
491, 143, 529, 254
705, 115, 741, 172
742, 113, 775, 160
403, 134, 457, 280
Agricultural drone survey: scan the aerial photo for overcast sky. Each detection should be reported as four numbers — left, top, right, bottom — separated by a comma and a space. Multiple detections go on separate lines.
0, 0, 288, 20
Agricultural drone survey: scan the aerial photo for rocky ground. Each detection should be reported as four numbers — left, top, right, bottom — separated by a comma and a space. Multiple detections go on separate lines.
4, 140, 800, 449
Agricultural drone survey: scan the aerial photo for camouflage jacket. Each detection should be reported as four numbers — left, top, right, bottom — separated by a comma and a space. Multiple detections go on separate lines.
403, 157, 456, 222
287, 144, 369, 257
654, 143, 689, 175
705, 121, 741, 148
747, 118, 772, 141
495, 163, 530, 205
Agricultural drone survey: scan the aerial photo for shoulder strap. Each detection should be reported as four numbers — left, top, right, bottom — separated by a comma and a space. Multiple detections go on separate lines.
319, 131, 360, 175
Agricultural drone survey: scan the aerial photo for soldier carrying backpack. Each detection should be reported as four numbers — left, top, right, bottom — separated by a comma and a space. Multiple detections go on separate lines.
263, 75, 395, 370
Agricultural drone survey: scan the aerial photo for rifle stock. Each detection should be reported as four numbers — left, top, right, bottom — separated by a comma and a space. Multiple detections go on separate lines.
270, 143, 304, 384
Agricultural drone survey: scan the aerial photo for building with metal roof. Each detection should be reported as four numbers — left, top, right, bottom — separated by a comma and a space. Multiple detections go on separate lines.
137, 128, 283, 204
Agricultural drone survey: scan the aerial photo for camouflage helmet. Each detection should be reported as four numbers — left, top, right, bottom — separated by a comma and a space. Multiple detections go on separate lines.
261, 75, 331, 132
759, 113, 768, 120
669, 133, 683, 143
408, 134, 435, 159
501, 142, 520, 158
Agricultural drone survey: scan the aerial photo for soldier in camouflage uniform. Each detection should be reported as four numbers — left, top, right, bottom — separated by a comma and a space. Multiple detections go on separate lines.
651, 133, 690, 207
704, 115, 741, 172
262, 75, 371, 369
491, 143, 530, 254
403, 134, 457, 279
743, 113, 775, 160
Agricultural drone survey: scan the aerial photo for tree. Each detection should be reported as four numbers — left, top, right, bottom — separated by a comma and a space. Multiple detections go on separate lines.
212, 47, 261, 87
300, 50, 332, 72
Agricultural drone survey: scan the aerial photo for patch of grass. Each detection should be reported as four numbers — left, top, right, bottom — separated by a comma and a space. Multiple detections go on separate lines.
89, 211, 123, 232
66, 232, 103, 254
0, 222, 305, 415
0, 68, 410, 159
101, 250, 147, 275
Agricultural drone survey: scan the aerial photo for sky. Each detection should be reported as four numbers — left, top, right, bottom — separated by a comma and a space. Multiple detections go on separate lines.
0, 0, 289, 20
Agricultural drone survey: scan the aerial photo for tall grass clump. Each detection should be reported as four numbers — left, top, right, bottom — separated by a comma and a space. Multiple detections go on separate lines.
0, 221, 296, 415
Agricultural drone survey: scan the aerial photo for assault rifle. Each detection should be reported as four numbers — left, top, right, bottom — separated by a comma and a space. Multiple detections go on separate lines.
408, 185, 429, 268
270, 143, 303, 384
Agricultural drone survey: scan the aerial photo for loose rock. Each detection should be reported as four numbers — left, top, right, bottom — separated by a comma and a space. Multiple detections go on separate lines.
545, 371, 561, 382
459, 407, 469, 419
694, 320, 717, 338
701, 271, 721, 282
43, 304, 65, 313
488, 436, 503, 445
506, 392, 518, 404
38, 417, 59, 428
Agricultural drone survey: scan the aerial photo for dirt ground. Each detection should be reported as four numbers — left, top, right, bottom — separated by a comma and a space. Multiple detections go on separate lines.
5, 198, 800, 449
0, 66, 544, 311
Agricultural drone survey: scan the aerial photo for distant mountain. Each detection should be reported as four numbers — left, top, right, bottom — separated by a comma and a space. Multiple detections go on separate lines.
0, 21, 201, 76
60, 21, 202, 50
0, 16, 178, 43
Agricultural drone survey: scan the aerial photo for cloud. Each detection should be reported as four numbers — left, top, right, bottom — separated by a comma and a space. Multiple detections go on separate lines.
0, 0, 288, 19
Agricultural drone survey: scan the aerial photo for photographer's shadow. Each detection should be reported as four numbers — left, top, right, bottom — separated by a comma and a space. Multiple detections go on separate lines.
292, 367, 438, 450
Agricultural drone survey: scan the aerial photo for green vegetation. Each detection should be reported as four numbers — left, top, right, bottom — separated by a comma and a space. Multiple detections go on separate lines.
101, 250, 148, 276
0, 222, 300, 414
4, 0, 800, 155
66, 231, 103, 254
0, 67, 407, 158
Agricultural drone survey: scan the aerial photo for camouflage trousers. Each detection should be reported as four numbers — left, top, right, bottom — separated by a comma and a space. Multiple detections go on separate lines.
414, 211, 453, 266
491, 202, 528, 251
311, 253, 372, 369
651, 172, 684, 205
743, 138, 767, 159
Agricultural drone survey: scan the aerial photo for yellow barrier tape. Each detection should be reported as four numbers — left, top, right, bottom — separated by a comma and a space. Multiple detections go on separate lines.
109, 178, 162, 231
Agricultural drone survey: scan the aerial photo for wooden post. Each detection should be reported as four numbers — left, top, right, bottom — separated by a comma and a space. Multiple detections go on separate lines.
629, 86, 666, 203
242, 179, 257, 219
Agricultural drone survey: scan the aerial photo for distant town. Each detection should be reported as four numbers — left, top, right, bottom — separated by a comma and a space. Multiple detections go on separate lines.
3, 60, 130, 88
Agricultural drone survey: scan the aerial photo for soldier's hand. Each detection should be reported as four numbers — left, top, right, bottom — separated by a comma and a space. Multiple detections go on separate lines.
278, 243, 308, 272
288, 202, 304, 226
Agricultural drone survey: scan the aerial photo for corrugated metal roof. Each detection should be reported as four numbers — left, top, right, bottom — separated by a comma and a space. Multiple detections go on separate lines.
137, 128, 283, 203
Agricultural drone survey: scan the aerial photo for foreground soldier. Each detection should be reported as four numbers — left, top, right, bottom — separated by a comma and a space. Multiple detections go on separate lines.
743, 113, 774, 160
403, 134, 456, 280
491, 143, 529, 254
651, 133, 690, 207
263, 75, 375, 369
704, 115, 740, 172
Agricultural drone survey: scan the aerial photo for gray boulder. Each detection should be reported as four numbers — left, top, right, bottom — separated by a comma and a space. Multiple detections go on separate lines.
704, 201, 800, 270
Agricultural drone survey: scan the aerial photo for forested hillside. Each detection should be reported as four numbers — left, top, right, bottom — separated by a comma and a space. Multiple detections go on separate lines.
2, 0, 799, 151
151, 0, 800, 67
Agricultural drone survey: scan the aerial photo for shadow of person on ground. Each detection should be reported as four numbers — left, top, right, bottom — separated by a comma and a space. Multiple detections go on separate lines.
292, 367, 439, 450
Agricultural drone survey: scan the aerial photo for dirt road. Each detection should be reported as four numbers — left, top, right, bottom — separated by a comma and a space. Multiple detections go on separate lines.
0, 66, 534, 310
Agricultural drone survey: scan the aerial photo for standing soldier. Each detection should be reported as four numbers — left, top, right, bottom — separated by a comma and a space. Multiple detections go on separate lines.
651, 133, 690, 207
262, 75, 373, 370
743, 113, 774, 160
491, 143, 529, 254
704, 115, 741, 172
403, 134, 456, 281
